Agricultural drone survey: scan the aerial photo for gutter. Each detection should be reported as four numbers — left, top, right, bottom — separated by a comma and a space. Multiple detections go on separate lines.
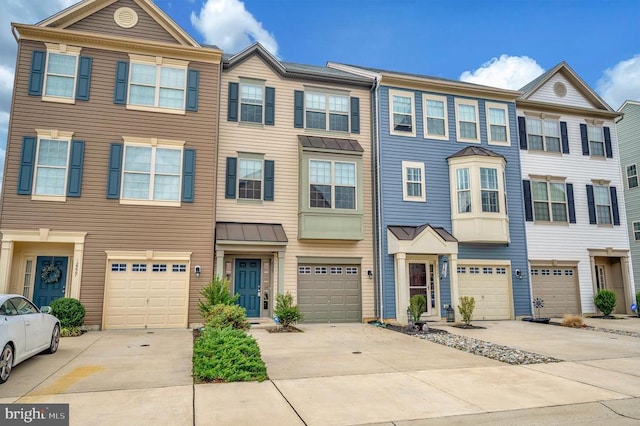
372, 76, 384, 321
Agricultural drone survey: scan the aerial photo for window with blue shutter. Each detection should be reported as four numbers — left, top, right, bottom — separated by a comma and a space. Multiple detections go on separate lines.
518, 117, 527, 150
225, 157, 237, 199
228, 82, 239, 121
580, 124, 590, 155
75, 57, 93, 101
186, 69, 199, 112
264, 160, 274, 201
28, 51, 46, 96
522, 180, 533, 221
265, 87, 275, 125
604, 127, 613, 158
350, 97, 360, 134
294, 90, 304, 128
182, 149, 196, 202
114, 61, 129, 104
107, 144, 123, 198
17, 137, 37, 195
67, 140, 85, 197
586, 184, 596, 224
610, 186, 620, 225
566, 183, 576, 223
560, 121, 569, 154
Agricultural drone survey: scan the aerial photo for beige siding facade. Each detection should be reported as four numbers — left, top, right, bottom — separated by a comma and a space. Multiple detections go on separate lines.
216, 55, 375, 320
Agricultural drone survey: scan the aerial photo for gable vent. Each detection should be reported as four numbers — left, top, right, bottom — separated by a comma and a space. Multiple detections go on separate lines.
114, 7, 139, 29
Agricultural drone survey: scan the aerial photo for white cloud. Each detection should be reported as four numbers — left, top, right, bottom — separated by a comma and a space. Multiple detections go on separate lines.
460, 54, 545, 90
190, 0, 278, 56
596, 55, 640, 110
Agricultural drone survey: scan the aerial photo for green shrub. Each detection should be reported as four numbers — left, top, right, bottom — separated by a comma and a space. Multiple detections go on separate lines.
61, 327, 83, 337
204, 304, 249, 330
193, 327, 267, 382
50, 298, 86, 328
636, 292, 640, 316
409, 294, 426, 323
457, 296, 475, 326
198, 276, 239, 317
274, 292, 303, 329
594, 290, 616, 316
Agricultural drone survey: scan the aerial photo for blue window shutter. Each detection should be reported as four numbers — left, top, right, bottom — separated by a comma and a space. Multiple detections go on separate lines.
586, 185, 596, 224
566, 183, 576, 223
17, 137, 36, 195
107, 143, 123, 199
560, 121, 569, 154
522, 180, 533, 221
350, 97, 360, 134
28, 51, 45, 96
604, 127, 613, 158
294, 90, 304, 128
518, 116, 527, 150
186, 69, 199, 112
182, 149, 196, 202
225, 157, 237, 199
67, 140, 85, 197
75, 56, 92, 101
265, 87, 275, 125
580, 124, 589, 155
114, 61, 129, 104
264, 160, 274, 201
228, 82, 238, 121
610, 186, 620, 225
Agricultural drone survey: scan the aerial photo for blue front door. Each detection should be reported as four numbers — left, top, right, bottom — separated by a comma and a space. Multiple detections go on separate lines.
33, 257, 68, 308
235, 259, 261, 317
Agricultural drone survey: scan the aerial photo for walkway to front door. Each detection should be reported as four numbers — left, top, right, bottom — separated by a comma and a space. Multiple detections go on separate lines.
235, 259, 261, 317
33, 256, 67, 308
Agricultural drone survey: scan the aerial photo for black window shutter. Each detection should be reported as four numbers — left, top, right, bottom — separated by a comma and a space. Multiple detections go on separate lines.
228, 82, 238, 122
182, 149, 196, 202
225, 157, 237, 199
107, 143, 123, 199
604, 127, 613, 158
294, 90, 304, 128
17, 137, 37, 195
350, 97, 360, 134
114, 61, 129, 104
610, 186, 620, 225
186, 69, 199, 112
522, 180, 533, 221
67, 140, 85, 197
580, 124, 589, 155
560, 121, 569, 154
518, 117, 527, 150
28, 51, 45, 96
264, 160, 275, 201
265, 87, 275, 125
566, 183, 576, 223
586, 184, 596, 224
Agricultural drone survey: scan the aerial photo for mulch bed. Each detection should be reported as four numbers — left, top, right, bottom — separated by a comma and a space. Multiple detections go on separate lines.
383, 322, 448, 335
266, 326, 302, 333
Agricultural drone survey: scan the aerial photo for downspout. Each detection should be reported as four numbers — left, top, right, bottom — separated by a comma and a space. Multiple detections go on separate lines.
372, 76, 384, 321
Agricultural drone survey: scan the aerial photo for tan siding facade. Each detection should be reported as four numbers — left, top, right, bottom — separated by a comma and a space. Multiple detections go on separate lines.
1, 39, 220, 326
65, 0, 181, 45
216, 55, 375, 320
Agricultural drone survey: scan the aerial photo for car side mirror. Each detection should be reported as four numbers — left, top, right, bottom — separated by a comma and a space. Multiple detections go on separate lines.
40, 306, 52, 314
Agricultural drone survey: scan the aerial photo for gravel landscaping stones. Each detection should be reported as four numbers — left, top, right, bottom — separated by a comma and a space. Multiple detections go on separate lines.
579, 325, 640, 339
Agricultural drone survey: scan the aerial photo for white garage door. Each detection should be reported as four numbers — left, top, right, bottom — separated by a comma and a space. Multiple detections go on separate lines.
457, 265, 512, 320
103, 261, 190, 329
531, 267, 580, 318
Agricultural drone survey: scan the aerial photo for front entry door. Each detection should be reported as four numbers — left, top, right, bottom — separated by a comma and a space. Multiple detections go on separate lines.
235, 259, 261, 317
409, 262, 432, 316
33, 257, 68, 308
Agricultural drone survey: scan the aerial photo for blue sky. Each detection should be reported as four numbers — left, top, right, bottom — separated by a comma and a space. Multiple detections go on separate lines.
1, 0, 639, 187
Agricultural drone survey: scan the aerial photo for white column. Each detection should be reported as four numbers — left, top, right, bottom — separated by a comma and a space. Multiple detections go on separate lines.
621, 257, 633, 314
395, 253, 408, 324
215, 250, 225, 279
0, 240, 14, 294
277, 251, 285, 294
69, 242, 84, 299
450, 253, 460, 322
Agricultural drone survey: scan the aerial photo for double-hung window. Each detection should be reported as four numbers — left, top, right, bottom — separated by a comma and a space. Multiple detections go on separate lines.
423, 94, 447, 139
633, 222, 640, 241
455, 99, 479, 142
122, 143, 182, 202
309, 160, 356, 209
532, 181, 567, 222
526, 118, 560, 152
240, 84, 263, 123
627, 164, 638, 189
486, 102, 510, 145
305, 92, 349, 131
128, 55, 188, 112
456, 168, 471, 213
34, 136, 71, 196
593, 186, 612, 224
390, 90, 415, 136
588, 125, 605, 157
44, 51, 79, 100
480, 168, 499, 212
238, 158, 263, 200
402, 161, 425, 202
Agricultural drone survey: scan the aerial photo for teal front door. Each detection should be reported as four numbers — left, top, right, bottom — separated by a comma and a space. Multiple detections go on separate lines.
235, 259, 261, 317
33, 257, 68, 308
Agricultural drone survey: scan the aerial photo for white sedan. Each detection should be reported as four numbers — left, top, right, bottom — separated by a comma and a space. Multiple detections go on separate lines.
0, 294, 60, 383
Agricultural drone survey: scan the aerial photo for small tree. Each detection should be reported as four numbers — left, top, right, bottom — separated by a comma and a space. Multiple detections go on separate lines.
274, 292, 303, 329
594, 289, 616, 317
409, 295, 426, 323
457, 296, 475, 326
198, 276, 239, 317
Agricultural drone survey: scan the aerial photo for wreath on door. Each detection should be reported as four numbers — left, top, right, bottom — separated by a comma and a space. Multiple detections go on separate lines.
41, 264, 62, 284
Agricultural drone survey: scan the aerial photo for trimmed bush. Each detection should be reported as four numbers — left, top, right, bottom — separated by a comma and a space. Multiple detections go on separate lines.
193, 327, 267, 382
61, 327, 83, 337
594, 289, 616, 316
561, 314, 584, 328
274, 292, 303, 329
198, 276, 239, 318
49, 297, 85, 328
409, 294, 426, 323
204, 304, 249, 331
457, 296, 475, 326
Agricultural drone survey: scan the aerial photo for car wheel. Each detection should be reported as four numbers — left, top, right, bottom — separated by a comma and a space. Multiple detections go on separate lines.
45, 324, 60, 354
0, 344, 13, 384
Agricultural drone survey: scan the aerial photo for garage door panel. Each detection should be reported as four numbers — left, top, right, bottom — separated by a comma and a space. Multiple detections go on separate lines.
458, 265, 511, 320
531, 268, 579, 317
298, 264, 361, 323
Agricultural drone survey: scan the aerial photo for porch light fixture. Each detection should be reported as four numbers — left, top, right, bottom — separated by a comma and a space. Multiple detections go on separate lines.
194, 265, 201, 278
446, 305, 455, 322
367, 270, 373, 279
440, 260, 448, 279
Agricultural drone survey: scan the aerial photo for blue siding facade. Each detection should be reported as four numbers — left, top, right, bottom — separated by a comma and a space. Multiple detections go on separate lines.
376, 85, 532, 319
